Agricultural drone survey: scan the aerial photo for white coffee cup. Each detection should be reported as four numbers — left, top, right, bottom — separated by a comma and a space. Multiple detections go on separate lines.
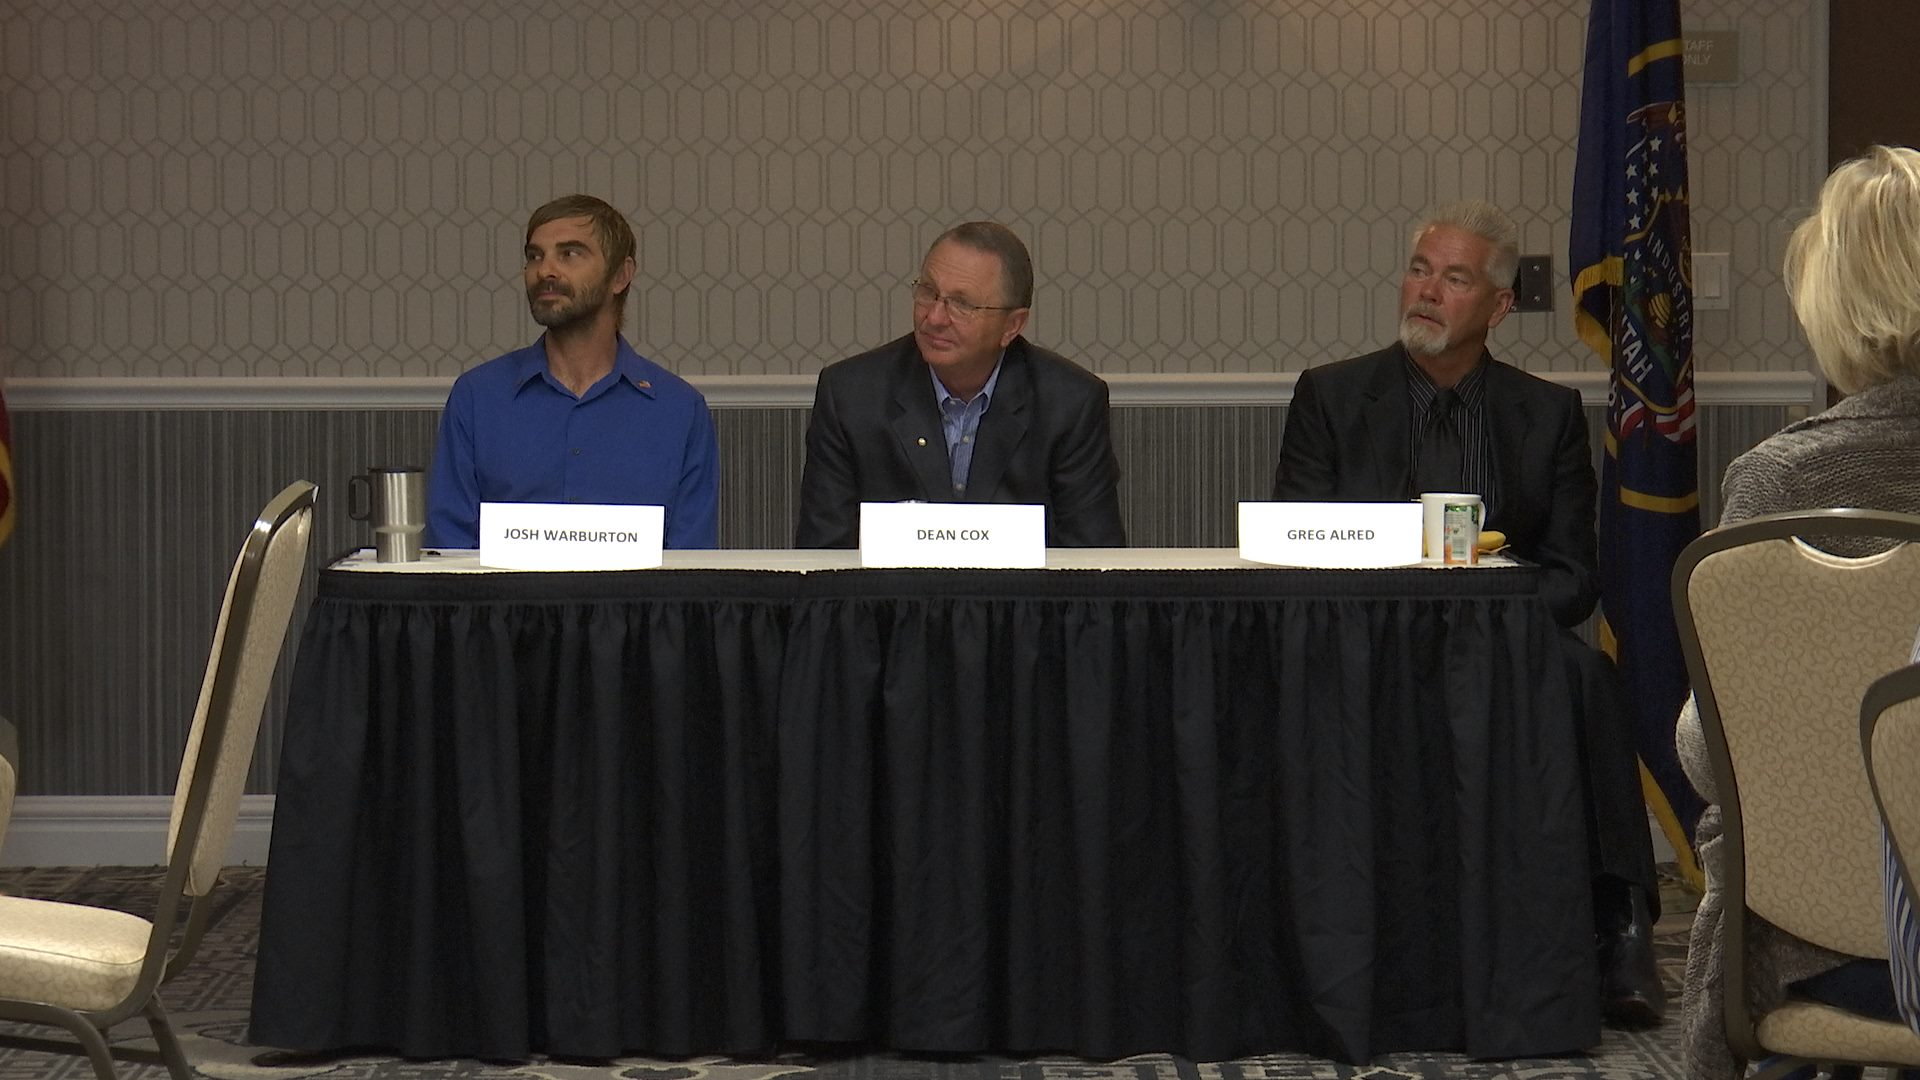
1420, 492, 1484, 565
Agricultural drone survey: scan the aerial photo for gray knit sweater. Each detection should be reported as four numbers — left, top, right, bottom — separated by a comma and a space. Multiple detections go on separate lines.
1678, 373, 1920, 1079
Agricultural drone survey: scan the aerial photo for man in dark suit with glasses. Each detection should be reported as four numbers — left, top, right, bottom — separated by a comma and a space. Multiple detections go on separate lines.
795, 221, 1126, 549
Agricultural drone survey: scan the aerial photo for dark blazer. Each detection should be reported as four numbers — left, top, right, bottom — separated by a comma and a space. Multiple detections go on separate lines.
795, 334, 1126, 549
1271, 343, 1598, 627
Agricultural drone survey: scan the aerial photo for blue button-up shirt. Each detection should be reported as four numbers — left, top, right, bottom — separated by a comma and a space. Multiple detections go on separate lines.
425, 336, 719, 549
931, 357, 1004, 495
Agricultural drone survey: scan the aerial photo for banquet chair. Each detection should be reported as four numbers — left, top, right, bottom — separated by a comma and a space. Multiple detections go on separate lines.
0, 715, 16, 844
0, 480, 316, 1080
1674, 508, 1920, 1077
1864, 663, 1920, 1036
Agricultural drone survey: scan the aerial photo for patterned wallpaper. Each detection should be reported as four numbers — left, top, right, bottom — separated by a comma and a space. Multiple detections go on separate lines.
0, 0, 1821, 382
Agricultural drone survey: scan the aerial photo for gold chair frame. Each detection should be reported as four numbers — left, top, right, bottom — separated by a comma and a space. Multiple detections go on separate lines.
0, 480, 316, 1079
1674, 507, 1920, 1077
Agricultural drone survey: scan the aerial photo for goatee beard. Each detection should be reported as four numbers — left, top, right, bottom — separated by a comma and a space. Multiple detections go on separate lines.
528, 281, 608, 330
1399, 313, 1448, 357
532, 300, 594, 330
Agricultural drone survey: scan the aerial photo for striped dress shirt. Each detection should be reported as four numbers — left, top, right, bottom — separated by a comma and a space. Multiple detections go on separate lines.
1403, 353, 1500, 518
1889, 635, 1920, 1035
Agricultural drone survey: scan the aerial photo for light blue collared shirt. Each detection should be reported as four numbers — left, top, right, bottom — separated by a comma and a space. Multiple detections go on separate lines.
931, 357, 1004, 495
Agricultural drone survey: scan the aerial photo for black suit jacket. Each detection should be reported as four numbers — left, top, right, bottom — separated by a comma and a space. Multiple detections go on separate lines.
795, 334, 1126, 549
1271, 344, 1598, 627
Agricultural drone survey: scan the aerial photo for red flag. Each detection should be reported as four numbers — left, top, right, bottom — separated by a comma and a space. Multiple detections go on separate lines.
0, 387, 13, 548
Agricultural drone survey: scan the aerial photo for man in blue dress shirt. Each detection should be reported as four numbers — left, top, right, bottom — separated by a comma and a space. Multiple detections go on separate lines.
425, 195, 719, 550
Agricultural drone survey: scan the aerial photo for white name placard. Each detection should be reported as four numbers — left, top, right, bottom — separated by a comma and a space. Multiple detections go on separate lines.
859, 502, 1046, 568
1238, 501, 1423, 569
479, 502, 665, 570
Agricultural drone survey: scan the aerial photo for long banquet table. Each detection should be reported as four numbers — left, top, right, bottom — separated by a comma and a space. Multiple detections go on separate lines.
249, 548, 1598, 1063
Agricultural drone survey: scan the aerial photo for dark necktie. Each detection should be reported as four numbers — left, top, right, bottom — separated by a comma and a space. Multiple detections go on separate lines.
1414, 389, 1463, 495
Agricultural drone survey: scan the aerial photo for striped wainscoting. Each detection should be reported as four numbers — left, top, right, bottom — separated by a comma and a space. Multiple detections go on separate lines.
0, 373, 1816, 864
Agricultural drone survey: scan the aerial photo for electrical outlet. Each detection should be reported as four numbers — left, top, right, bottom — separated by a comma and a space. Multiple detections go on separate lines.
1512, 255, 1553, 312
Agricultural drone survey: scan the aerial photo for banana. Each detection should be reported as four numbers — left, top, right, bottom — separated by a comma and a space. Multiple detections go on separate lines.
1477, 530, 1507, 552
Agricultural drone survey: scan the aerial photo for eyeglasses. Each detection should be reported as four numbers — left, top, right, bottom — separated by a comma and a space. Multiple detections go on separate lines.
909, 279, 1018, 323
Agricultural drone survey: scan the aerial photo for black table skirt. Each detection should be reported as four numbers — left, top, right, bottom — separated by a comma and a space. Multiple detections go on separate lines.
250, 565, 1597, 1063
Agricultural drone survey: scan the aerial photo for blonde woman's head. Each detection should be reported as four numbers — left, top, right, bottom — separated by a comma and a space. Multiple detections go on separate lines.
1786, 145, 1920, 394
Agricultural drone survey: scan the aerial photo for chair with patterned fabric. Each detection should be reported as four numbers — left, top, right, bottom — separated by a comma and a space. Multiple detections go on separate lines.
1863, 662, 1920, 1040
1675, 507, 1920, 1078
0, 480, 315, 1080
0, 716, 16, 849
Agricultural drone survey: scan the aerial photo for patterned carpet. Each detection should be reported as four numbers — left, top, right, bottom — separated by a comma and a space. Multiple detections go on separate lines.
0, 866, 1694, 1080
